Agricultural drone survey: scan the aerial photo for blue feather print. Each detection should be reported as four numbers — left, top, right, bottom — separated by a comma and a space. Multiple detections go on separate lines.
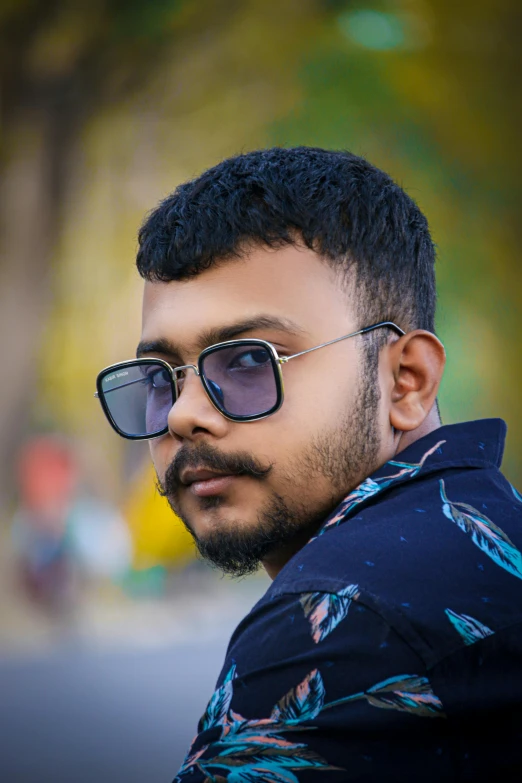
177, 665, 446, 780
320, 440, 446, 535
323, 674, 445, 718
445, 609, 494, 646
270, 669, 325, 723
177, 669, 339, 781
200, 663, 237, 731
202, 749, 338, 783
179, 718, 312, 779
320, 478, 382, 534
379, 439, 446, 486
512, 484, 522, 503
440, 480, 522, 580
300, 585, 360, 643
227, 767, 300, 783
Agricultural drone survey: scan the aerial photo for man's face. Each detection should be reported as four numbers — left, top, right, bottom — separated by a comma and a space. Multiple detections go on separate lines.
141, 245, 390, 576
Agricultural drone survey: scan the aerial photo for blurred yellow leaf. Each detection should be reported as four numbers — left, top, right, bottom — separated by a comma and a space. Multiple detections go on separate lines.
124, 463, 195, 569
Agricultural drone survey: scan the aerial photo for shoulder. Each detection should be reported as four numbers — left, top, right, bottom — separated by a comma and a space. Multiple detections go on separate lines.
253, 464, 522, 667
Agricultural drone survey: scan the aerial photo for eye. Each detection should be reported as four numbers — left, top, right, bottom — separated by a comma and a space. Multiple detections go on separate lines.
142, 366, 171, 388
229, 348, 271, 369
152, 368, 171, 388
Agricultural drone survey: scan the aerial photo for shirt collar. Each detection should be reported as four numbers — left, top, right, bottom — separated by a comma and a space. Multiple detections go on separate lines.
319, 419, 507, 536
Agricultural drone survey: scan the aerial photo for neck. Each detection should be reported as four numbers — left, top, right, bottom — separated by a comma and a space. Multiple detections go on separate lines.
262, 405, 443, 582
262, 520, 324, 580
394, 405, 442, 456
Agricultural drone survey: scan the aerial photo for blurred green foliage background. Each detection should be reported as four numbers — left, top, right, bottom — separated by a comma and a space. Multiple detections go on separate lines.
1, 0, 521, 569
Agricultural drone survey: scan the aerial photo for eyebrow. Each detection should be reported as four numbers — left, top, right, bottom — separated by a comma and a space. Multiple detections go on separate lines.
136, 315, 307, 360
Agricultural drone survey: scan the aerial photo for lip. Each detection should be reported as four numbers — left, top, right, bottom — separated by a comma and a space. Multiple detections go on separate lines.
189, 474, 237, 497
181, 468, 231, 485
180, 468, 238, 498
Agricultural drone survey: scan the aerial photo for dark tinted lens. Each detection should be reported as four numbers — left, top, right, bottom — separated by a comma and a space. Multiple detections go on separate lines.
100, 363, 173, 437
201, 343, 279, 417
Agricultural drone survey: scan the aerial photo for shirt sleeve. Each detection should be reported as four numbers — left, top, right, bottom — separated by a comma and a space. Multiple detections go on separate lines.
174, 589, 453, 782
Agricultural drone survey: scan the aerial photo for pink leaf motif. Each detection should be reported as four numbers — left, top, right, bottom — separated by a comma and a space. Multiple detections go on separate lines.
300, 585, 360, 643
271, 669, 325, 723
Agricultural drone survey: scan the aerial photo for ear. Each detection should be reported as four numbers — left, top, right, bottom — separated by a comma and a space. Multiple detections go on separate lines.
388, 330, 446, 432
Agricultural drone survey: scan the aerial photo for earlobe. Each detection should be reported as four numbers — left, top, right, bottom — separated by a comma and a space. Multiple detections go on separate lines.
388, 330, 446, 432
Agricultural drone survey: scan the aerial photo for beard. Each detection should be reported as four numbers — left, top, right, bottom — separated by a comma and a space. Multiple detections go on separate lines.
157, 361, 381, 578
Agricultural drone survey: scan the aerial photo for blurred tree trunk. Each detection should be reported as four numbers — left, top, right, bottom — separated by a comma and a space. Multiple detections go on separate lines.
0, 104, 69, 516
0, 0, 195, 517
0, 0, 77, 516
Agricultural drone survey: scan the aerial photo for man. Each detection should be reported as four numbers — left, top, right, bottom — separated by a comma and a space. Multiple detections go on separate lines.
96, 147, 522, 781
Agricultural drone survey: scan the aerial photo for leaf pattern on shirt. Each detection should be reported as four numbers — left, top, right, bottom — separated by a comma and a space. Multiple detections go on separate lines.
440, 479, 522, 580
511, 484, 522, 503
200, 662, 237, 731
445, 608, 494, 646
176, 664, 445, 781
320, 440, 446, 535
176, 666, 336, 782
322, 674, 446, 719
271, 669, 325, 723
300, 585, 360, 643
176, 427, 519, 781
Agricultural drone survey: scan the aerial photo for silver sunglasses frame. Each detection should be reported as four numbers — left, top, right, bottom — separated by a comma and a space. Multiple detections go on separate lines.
95, 321, 405, 439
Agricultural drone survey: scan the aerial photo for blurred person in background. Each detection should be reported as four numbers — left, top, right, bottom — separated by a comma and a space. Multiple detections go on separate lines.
96, 147, 522, 781
11, 435, 132, 621
11, 436, 79, 616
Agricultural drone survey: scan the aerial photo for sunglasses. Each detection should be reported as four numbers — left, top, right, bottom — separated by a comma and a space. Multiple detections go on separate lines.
95, 321, 404, 440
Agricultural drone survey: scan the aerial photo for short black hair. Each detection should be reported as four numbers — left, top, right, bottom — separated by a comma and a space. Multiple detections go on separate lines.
137, 146, 436, 333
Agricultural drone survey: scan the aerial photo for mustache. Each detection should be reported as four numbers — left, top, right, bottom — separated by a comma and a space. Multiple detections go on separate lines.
157, 441, 272, 498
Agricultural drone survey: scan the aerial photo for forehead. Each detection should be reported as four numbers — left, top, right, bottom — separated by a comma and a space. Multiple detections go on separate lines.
141, 244, 354, 346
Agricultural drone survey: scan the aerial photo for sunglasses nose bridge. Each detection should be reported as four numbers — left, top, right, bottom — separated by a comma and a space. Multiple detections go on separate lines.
173, 363, 199, 376
172, 363, 199, 396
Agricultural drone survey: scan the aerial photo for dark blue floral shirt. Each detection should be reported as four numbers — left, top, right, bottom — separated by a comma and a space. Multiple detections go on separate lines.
175, 420, 522, 782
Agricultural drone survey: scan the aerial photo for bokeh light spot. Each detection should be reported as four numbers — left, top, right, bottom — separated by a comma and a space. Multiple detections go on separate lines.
338, 9, 405, 50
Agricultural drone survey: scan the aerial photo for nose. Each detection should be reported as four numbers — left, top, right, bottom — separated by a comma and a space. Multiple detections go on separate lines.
167, 365, 228, 440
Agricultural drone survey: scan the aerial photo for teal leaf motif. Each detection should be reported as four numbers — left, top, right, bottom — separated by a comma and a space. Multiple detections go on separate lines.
320, 440, 446, 535
226, 766, 300, 783
363, 675, 444, 717
324, 674, 445, 719
221, 715, 310, 747
512, 484, 522, 503
200, 663, 237, 732
177, 718, 313, 780
440, 480, 522, 581
178, 667, 445, 780
320, 477, 381, 534
196, 724, 335, 781
202, 748, 338, 782
445, 609, 494, 646
178, 669, 337, 780
271, 669, 325, 723
300, 585, 360, 643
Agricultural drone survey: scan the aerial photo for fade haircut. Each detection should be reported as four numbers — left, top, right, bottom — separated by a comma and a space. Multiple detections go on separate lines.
136, 147, 436, 335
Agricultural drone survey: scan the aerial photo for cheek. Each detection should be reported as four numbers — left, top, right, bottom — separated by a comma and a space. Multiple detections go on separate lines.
247, 370, 353, 464
281, 360, 356, 427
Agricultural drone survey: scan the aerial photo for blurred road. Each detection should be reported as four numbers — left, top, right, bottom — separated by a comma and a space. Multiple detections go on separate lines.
1, 642, 219, 782
0, 572, 268, 783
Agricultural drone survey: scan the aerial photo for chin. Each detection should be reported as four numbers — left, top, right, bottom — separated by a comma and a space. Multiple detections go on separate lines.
195, 507, 259, 539
192, 519, 275, 578
169, 486, 307, 577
